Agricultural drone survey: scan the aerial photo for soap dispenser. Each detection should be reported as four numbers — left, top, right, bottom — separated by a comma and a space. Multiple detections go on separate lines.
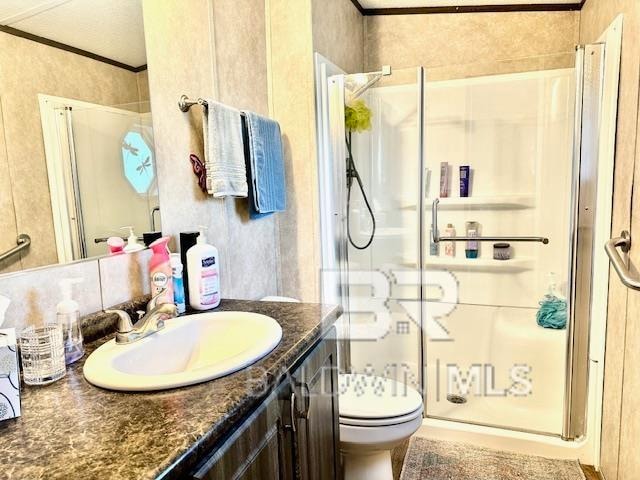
121, 226, 145, 253
186, 226, 220, 310
57, 278, 84, 364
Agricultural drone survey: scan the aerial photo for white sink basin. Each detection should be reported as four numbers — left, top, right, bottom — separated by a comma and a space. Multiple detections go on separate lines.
83, 311, 282, 391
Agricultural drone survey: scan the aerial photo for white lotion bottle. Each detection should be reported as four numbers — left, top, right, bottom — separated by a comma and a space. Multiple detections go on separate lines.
121, 226, 145, 253
186, 227, 221, 310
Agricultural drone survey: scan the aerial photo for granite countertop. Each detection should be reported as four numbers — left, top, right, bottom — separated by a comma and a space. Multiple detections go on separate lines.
0, 299, 341, 480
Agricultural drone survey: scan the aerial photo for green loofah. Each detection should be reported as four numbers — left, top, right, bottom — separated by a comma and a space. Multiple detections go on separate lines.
345, 99, 372, 133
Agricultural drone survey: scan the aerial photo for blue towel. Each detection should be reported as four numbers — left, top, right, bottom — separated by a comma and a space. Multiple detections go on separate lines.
242, 112, 286, 219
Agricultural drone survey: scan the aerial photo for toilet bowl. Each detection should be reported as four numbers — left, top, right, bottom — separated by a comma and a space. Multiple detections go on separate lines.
339, 374, 423, 480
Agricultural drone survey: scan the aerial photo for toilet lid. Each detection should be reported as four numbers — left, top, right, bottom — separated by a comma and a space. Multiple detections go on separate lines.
338, 374, 423, 420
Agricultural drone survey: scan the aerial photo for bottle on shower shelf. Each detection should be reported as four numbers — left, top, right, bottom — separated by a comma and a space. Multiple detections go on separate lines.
459, 165, 470, 197
444, 224, 456, 257
439, 162, 450, 198
465, 221, 479, 259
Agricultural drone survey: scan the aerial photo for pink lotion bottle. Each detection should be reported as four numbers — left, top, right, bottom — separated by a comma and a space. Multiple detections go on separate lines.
149, 236, 174, 305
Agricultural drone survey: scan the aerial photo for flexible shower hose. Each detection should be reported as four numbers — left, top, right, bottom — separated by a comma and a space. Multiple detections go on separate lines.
346, 132, 376, 250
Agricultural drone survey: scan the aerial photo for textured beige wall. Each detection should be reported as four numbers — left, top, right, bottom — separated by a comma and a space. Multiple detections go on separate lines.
136, 69, 151, 113
0, 101, 18, 274
364, 11, 580, 74
312, 0, 364, 73
268, 0, 321, 302
143, 0, 278, 300
0, 32, 141, 273
268, 0, 364, 303
212, 0, 280, 299
580, 2, 640, 480
136, 69, 150, 102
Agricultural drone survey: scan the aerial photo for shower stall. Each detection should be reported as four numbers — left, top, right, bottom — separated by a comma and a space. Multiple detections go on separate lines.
315, 17, 620, 465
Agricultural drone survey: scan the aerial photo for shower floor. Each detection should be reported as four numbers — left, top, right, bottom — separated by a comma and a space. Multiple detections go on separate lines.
427, 393, 563, 436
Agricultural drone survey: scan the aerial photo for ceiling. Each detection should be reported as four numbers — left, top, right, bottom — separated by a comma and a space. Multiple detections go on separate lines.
0, 0, 146, 69
358, 0, 580, 8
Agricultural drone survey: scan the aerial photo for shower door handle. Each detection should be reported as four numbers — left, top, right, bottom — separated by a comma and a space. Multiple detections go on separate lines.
605, 231, 640, 290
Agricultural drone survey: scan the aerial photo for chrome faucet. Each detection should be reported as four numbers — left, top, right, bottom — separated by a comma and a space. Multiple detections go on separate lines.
106, 289, 177, 345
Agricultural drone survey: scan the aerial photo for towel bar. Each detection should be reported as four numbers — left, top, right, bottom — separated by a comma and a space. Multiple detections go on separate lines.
178, 95, 248, 116
178, 95, 207, 112
431, 198, 549, 245
604, 231, 640, 290
0, 234, 31, 263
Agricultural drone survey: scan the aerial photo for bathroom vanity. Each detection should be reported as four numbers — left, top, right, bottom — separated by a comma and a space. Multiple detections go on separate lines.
192, 333, 339, 480
0, 300, 342, 480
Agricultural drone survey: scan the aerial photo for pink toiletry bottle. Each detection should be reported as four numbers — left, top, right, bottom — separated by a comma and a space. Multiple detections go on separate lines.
149, 236, 174, 305
107, 236, 125, 255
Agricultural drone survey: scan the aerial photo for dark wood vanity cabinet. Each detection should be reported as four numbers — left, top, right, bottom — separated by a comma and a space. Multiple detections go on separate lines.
191, 332, 340, 480
291, 335, 340, 480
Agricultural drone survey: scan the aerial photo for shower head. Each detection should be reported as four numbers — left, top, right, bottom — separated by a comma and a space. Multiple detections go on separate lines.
345, 65, 392, 103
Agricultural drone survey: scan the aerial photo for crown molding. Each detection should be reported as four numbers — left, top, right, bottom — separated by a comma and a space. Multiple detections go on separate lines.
351, 0, 585, 15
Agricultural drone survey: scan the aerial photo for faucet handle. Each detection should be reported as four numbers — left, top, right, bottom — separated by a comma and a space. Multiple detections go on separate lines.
105, 309, 133, 334
146, 288, 168, 312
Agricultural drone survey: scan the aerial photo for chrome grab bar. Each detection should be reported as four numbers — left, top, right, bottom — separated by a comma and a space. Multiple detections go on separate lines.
431, 199, 549, 244
604, 231, 640, 290
0, 234, 31, 263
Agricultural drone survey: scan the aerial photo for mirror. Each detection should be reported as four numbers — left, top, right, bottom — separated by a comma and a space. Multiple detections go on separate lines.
0, 0, 159, 274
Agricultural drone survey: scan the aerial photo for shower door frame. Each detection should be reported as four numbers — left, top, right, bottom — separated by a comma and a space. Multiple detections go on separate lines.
314, 53, 351, 371
564, 17, 622, 450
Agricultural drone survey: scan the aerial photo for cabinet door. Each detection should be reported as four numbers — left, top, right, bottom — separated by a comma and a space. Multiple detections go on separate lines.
291, 332, 340, 480
192, 381, 292, 480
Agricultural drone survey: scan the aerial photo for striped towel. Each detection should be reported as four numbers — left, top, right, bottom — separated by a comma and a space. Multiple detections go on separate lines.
202, 99, 247, 197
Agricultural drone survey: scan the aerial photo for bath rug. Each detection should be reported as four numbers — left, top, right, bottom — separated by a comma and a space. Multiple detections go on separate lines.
400, 437, 586, 480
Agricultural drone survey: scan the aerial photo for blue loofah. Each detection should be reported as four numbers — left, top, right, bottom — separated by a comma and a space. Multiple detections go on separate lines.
536, 295, 567, 329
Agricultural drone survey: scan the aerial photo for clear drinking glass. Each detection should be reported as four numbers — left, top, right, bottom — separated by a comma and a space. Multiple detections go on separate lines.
19, 325, 66, 385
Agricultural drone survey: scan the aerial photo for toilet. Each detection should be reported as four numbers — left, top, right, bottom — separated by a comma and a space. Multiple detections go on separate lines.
338, 373, 423, 480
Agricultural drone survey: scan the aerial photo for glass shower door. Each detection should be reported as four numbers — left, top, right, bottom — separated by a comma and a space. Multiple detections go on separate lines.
343, 67, 424, 393
423, 59, 577, 435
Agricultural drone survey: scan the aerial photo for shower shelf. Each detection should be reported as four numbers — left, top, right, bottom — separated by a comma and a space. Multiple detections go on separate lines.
402, 194, 536, 210
424, 256, 534, 272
